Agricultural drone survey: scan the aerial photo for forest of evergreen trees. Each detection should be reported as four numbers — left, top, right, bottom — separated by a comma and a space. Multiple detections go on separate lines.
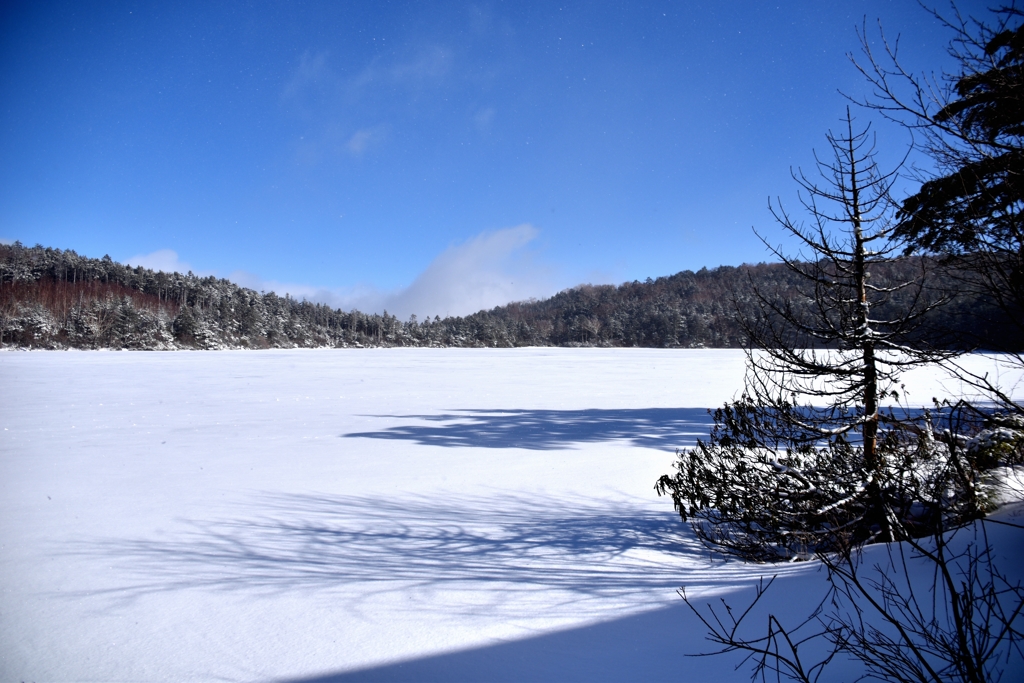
0, 241, 1017, 351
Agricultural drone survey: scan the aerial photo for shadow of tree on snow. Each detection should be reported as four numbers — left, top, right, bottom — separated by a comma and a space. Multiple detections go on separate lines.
61, 491, 786, 611
343, 407, 715, 451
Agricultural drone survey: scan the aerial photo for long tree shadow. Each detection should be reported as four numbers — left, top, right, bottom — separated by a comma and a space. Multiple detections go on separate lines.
61, 491, 790, 613
343, 407, 715, 450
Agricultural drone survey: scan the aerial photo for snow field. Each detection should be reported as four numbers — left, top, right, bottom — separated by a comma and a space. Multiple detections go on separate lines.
0, 348, 1021, 682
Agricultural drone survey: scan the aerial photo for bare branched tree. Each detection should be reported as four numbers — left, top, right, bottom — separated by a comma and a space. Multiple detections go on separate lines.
849, 2, 1024, 411
681, 512, 1024, 683
661, 8, 1024, 680
680, 576, 835, 683
656, 110, 960, 561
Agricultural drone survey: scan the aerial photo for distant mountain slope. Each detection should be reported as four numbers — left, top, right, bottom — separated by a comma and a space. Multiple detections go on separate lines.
472, 260, 1017, 350
0, 242, 1017, 350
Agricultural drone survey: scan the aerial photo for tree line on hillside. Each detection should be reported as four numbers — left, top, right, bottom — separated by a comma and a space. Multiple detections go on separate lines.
0, 241, 1018, 351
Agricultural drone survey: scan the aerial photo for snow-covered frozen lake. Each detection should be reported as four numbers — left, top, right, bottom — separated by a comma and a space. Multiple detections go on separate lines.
2, 348, 1022, 682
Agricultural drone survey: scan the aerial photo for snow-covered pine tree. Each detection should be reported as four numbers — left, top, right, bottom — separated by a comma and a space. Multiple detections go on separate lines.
656, 111, 978, 561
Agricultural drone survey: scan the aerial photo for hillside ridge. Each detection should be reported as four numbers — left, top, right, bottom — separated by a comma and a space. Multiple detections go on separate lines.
0, 242, 1016, 350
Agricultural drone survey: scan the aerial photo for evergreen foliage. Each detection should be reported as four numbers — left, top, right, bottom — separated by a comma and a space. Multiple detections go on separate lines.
669, 8, 1024, 682
656, 113, 1002, 561
894, 8, 1023, 255
855, 4, 1024, 353
1, 241, 1016, 351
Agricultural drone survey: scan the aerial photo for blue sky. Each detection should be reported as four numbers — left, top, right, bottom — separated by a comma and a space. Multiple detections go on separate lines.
0, 1, 978, 317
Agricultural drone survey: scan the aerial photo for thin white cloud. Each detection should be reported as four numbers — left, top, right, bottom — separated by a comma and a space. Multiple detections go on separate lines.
282, 50, 332, 103
123, 249, 200, 275
283, 45, 452, 163
350, 45, 453, 91
240, 225, 557, 318
387, 45, 453, 82
124, 226, 558, 320
474, 107, 496, 132
337, 224, 555, 319
285, 45, 452, 105
346, 125, 389, 156
226, 270, 340, 303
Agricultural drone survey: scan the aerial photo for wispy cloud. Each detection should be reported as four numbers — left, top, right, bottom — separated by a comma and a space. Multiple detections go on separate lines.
123, 249, 206, 275
225, 271, 343, 306
283, 44, 455, 163
389, 45, 453, 82
474, 107, 496, 132
351, 224, 556, 319
281, 50, 332, 104
122, 226, 559, 320
122, 250, 340, 304
346, 124, 389, 156
238, 225, 558, 319
282, 45, 454, 109
349, 45, 453, 90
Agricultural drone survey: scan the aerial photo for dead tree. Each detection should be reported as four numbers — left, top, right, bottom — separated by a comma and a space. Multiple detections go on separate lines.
657, 111, 961, 561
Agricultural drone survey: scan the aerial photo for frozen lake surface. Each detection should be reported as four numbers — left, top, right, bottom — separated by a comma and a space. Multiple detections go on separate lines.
2, 348, 1022, 682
